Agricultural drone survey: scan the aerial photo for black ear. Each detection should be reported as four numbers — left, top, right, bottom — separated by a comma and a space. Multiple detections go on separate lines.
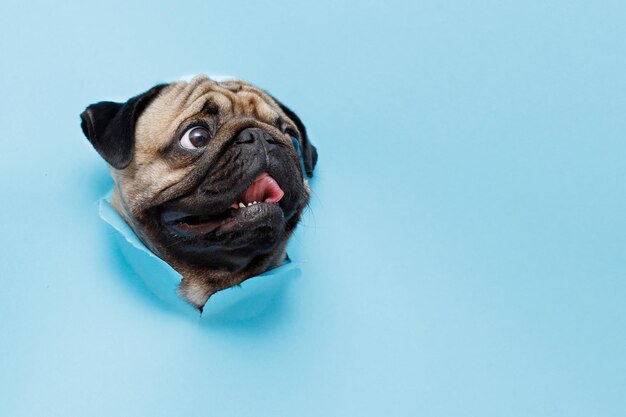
80, 84, 167, 169
268, 95, 318, 177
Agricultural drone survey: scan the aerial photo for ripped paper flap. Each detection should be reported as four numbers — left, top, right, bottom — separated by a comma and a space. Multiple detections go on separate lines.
98, 192, 299, 320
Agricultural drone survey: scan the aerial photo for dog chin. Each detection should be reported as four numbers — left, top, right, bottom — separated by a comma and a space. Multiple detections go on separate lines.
148, 171, 294, 271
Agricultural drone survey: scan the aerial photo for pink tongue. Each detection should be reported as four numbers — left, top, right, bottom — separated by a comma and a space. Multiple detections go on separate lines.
231, 173, 284, 207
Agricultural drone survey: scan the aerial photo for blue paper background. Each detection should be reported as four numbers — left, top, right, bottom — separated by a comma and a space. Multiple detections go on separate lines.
1, 1, 625, 416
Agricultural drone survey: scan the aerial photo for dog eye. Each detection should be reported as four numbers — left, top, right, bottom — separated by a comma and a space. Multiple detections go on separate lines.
180, 126, 211, 149
284, 126, 299, 137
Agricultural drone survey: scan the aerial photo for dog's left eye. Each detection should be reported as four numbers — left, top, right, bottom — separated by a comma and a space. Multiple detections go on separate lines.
180, 126, 211, 149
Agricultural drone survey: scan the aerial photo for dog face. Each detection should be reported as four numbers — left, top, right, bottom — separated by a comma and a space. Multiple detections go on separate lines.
80, 76, 317, 308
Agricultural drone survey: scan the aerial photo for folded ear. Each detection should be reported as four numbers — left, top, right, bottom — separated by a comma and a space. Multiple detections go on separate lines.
80, 84, 167, 169
268, 96, 318, 177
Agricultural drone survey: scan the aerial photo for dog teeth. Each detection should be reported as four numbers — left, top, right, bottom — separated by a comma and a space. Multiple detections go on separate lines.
236, 201, 261, 208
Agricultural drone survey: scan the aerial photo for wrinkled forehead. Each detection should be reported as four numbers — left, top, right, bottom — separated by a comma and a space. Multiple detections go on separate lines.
135, 75, 283, 148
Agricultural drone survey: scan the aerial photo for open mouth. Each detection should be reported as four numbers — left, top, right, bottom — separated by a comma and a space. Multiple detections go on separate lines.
162, 172, 285, 234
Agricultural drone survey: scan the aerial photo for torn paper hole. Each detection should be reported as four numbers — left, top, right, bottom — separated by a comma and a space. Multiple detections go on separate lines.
98, 191, 299, 321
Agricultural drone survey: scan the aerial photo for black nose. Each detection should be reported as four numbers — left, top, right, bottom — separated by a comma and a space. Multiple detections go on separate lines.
235, 128, 276, 145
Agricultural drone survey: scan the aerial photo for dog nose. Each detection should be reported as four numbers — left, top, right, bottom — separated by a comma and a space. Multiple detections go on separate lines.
235, 128, 276, 145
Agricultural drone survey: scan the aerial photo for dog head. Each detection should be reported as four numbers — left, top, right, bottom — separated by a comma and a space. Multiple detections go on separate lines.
80, 76, 317, 308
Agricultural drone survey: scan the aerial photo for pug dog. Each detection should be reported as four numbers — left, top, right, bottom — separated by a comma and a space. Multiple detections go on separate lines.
80, 75, 317, 309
